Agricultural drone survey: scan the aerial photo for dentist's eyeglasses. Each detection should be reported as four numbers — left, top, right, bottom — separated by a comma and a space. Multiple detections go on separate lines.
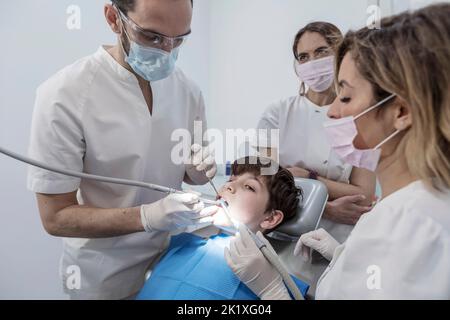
116, 7, 191, 51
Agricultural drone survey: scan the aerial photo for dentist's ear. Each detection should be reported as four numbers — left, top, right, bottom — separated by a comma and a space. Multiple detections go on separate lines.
104, 4, 121, 34
393, 98, 413, 131
260, 210, 284, 231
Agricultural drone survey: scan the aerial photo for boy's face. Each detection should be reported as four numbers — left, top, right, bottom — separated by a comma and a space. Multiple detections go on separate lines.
214, 172, 283, 233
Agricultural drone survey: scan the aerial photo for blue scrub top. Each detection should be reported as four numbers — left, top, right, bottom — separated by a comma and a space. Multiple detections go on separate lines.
136, 233, 309, 300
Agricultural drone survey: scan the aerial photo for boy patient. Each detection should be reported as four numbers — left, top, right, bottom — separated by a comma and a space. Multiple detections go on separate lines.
136, 157, 308, 300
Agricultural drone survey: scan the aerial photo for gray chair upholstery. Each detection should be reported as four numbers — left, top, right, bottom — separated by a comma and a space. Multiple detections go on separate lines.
269, 178, 328, 241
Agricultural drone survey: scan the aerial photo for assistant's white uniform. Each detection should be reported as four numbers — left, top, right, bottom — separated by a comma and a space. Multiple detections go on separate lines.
257, 95, 354, 294
27, 46, 207, 299
317, 180, 450, 299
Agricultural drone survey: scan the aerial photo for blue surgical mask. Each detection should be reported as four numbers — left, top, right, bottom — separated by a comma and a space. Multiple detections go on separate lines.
116, 6, 182, 82
124, 40, 179, 82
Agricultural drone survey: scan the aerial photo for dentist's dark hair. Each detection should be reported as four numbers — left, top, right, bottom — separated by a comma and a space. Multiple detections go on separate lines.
111, 0, 193, 14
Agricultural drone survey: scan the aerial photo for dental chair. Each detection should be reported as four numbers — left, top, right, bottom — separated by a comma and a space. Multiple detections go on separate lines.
267, 178, 329, 298
269, 178, 328, 241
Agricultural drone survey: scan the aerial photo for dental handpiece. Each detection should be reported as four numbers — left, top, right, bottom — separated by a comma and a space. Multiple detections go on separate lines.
0, 146, 218, 205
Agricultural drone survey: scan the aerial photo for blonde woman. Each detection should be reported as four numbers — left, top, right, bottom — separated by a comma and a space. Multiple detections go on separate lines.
227, 3, 450, 299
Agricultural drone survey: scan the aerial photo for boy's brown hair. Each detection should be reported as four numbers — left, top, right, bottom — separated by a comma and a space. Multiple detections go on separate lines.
231, 157, 302, 225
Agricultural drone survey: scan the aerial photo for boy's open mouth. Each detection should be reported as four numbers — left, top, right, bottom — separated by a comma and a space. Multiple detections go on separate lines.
216, 195, 230, 208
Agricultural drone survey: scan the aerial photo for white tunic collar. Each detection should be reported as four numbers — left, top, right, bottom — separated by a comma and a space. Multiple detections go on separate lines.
94, 45, 138, 83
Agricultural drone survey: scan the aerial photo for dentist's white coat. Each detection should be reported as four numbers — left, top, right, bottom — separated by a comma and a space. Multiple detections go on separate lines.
27, 46, 207, 299
316, 180, 450, 299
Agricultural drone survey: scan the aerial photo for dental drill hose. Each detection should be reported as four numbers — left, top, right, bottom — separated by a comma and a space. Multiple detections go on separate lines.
0, 146, 218, 205
248, 230, 305, 301
262, 247, 304, 300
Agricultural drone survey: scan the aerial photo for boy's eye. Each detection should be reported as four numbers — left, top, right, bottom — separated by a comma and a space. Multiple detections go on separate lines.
245, 185, 256, 192
340, 97, 351, 103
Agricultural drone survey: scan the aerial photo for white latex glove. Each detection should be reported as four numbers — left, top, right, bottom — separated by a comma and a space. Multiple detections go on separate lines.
187, 144, 217, 179
140, 193, 215, 232
294, 228, 340, 262
224, 224, 291, 300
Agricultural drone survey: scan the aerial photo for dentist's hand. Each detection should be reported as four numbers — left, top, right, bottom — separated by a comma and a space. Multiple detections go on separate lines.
187, 144, 217, 179
224, 225, 291, 300
294, 228, 340, 262
140, 193, 215, 232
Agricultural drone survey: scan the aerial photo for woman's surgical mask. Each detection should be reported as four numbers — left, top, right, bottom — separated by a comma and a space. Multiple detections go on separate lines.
295, 56, 335, 93
323, 94, 401, 172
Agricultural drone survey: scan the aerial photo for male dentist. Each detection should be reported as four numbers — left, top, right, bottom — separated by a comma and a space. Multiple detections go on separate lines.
27, 0, 216, 299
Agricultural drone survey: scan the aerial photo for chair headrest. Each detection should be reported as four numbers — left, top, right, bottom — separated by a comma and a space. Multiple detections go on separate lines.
268, 178, 328, 241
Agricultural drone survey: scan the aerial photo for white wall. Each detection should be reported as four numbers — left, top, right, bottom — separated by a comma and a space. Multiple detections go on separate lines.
0, 0, 114, 300
1, 0, 446, 299
178, 0, 211, 104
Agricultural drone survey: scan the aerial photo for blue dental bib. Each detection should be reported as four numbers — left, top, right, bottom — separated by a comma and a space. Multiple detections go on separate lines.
136, 233, 309, 300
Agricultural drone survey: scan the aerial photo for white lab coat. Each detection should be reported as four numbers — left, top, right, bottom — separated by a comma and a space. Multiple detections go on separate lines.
257, 96, 354, 294
27, 46, 207, 299
316, 180, 450, 299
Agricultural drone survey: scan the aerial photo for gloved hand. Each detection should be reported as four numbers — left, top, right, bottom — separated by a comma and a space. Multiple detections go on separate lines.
224, 224, 291, 300
186, 144, 217, 179
140, 193, 215, 232
294, 228, 340, 262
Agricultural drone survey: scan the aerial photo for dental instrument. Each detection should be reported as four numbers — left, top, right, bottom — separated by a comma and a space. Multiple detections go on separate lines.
203, 168, 237, 229
246, 226, 304, 300
205, 170, 220, 196
0, 146, 218, 205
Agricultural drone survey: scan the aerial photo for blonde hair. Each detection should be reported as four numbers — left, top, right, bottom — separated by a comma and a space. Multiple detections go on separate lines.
335, 3, 450, 191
